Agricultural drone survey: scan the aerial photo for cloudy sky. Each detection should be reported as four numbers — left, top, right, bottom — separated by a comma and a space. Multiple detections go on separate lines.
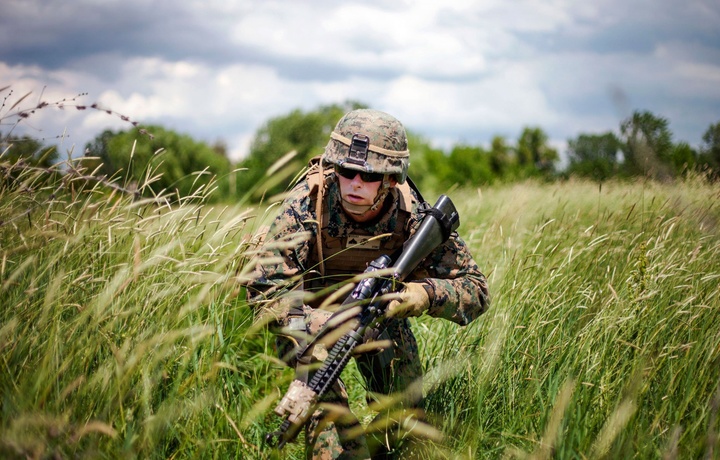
2, 0, 719, 162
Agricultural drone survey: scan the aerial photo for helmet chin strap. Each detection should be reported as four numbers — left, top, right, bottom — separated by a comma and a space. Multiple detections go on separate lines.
339, 176, 391, 217
340, 199, 371, 216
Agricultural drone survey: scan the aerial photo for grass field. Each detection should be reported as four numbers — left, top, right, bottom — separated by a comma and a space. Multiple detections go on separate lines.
1, 158, 719, 459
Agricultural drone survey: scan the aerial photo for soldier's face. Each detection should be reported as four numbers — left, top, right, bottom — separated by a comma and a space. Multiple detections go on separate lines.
337, 170, 382, 206
337, 171, 395, 222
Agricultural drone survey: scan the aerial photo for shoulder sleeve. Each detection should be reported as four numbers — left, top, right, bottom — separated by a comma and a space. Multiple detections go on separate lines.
246, 181, 316, 302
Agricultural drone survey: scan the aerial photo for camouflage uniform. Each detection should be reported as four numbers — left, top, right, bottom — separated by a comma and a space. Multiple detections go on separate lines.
248, 110, 489, 459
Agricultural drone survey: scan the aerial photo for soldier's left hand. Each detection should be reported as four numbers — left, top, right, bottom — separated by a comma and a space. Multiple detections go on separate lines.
386, 282, 430, 318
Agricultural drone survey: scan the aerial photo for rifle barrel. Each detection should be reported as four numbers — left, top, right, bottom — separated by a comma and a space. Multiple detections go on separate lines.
392, 195, 459, 279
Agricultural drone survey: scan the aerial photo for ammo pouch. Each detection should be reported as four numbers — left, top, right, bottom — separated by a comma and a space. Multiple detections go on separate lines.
285, 315, 306, 334
275, 300, 308, 369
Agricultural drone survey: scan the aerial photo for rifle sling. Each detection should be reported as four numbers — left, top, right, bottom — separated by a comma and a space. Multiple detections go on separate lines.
420, 206, 454, 241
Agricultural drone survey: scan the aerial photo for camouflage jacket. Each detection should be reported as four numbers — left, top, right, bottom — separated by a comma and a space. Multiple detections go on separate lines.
247, 174, 489, 326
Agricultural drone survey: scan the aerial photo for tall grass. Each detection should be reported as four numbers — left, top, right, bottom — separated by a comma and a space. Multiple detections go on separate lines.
1, 153, 719, 458
0, 157, 280, 458
418, 178, 720, 458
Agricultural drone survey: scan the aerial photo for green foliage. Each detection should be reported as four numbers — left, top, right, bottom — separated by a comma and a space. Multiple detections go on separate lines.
517, 126, 558, 177
410, 128, 559, 194
699, 122, 720, 177
488, 135, 513, 177
566, 132, 621, 181
82, 103, 720, 201
670, 141, 698, 175
446, 144, 494, 186
566, 113, 719, 181
84, 126, 231, 201
236, 101, 366, 200
5, 82, 720, 195
234, 105, 561, 199
1, 134, 61, 190
0, 133, 58, 168
403, 132, 449, 194
620, 110, 675, 178
702, 122, 720, 162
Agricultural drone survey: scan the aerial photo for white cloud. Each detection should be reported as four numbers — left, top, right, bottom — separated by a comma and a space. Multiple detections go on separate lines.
2, 0, 719, 162
381, 63, 559, 140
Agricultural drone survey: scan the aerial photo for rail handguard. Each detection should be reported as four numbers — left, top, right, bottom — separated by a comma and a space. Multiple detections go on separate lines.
265, 195, 460, 449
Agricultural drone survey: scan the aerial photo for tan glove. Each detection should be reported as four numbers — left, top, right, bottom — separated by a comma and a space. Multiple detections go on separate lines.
386, 282, 431, 319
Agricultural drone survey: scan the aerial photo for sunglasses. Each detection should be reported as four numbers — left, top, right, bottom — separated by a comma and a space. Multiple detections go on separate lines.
334, 165, 385, 183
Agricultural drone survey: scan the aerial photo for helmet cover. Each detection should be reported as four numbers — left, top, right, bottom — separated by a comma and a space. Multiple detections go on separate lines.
322, 109, 410, 183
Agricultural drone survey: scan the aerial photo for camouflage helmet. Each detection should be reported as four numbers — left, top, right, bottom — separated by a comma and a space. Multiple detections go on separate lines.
321, 109, 410, 183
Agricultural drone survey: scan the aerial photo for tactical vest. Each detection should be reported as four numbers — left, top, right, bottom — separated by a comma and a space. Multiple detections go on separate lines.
304, 161, 416, 291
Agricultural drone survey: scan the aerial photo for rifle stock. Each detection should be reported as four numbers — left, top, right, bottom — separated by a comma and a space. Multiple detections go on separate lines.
265, 195, 460, 449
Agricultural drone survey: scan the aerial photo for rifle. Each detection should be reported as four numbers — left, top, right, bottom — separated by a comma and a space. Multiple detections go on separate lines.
265, 195, 460, 449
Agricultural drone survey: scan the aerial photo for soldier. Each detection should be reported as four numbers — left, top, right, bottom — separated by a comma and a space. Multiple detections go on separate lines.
247, 109, 489, 459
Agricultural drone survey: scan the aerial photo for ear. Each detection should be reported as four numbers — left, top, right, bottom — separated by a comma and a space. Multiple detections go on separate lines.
388, 176, 398, 188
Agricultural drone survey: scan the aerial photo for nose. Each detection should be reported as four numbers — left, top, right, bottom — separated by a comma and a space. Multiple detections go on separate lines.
350, 172, 363, 185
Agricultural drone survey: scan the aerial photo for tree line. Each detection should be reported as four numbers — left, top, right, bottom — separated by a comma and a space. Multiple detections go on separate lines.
4, 101, 719, 202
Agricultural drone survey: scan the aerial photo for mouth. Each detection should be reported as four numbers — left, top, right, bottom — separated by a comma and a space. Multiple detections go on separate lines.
345, 193, 365, 204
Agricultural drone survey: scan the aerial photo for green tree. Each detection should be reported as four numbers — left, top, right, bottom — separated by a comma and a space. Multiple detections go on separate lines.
446, 144, 493, 186
516, 127, 558, 177
698, 122, 720, 177
238, 102, 444, 199
1, 133, 59, 187
566, 132, 621, 181
488, 135, 513, 179
405, 132, 449, 194
84, 125, 231, 201
0, 133, 58, 168
620, 110, 674, 178
83, 129, 117, 175
238, 101, 365, 200
670, 142, 697, 175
